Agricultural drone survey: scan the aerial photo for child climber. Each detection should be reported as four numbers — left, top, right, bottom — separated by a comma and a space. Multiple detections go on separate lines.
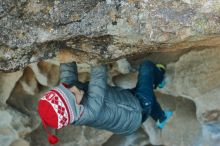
37, 60, 173, 144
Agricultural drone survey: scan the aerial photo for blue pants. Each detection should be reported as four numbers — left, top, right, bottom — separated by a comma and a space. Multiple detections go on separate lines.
133, 60, 166, 123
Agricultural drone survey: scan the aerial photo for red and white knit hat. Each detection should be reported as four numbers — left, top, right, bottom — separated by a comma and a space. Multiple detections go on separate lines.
38, 84, 84, 144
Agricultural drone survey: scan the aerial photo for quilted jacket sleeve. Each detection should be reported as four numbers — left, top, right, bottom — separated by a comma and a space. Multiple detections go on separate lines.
77, 65, 107, 123
59, 62, 78, 86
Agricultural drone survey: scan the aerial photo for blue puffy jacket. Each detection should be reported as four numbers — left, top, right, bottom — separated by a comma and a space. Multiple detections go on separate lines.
60, 62, 142, 135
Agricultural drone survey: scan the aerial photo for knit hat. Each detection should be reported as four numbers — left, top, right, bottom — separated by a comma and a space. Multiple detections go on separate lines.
38, 84, 84, 144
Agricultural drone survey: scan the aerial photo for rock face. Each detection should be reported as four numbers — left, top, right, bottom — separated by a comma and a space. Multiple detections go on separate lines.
0, 0, 220, 71
161, 48, 220, 146
0, 0, 220, 146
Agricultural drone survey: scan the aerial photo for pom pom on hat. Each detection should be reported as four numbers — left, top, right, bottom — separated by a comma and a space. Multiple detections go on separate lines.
48, 135, 59, 145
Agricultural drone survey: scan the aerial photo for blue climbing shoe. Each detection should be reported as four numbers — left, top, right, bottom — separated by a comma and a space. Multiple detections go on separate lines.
156, 110, 173, 129
156, 64, 166, 89
158, 78, 166, 89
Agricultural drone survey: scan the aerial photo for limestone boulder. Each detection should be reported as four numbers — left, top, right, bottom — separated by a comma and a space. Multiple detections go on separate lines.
0, 71, 23, 104
160, 48, 220, 146
103, 128, 149, 146
0, 127, 18, 146
143, 93, 202, 146
10, 139, 29, 146
0, 0, 220, 71
27, 124, 112, 146
0, 110, 17, 146
0, 0, 220, 145
0, 107, 31, 146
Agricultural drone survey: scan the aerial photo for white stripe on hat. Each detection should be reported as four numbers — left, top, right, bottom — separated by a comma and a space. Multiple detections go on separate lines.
55, 87, 74, 123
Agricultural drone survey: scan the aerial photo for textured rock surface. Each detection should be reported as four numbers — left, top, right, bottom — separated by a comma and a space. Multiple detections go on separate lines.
0, 106, 30, 146
143, 93, 202, 146
0, 0, 220, 71
10, 139, 30, 146
160, 48, 220, 146
0, 71, 23, 104
27, 124, 112, 146
103, 128, 149, 146
0, 0, 220, 146
113, 48, 220, 146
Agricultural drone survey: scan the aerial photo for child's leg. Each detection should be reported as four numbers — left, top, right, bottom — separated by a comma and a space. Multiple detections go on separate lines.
134, 60, 165, 122
150, 94, 166, 122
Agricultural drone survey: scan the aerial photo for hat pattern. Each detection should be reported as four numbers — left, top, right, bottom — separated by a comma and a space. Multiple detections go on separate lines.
41, 88, 74, 129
